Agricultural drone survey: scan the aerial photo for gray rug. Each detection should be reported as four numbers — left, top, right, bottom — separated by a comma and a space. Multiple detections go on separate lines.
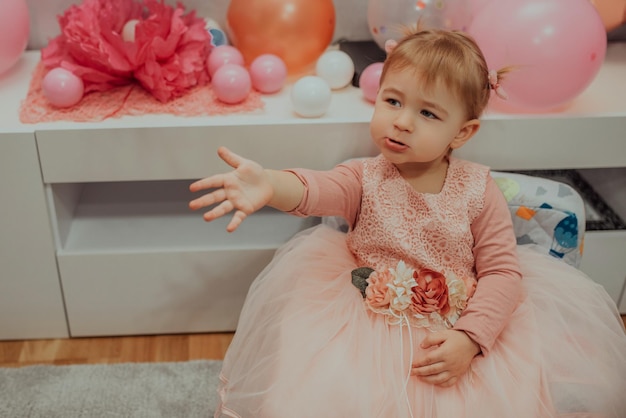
0, 360, 222, 417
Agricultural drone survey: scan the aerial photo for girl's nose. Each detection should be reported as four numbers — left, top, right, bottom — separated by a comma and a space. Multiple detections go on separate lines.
393, 110, 414, 132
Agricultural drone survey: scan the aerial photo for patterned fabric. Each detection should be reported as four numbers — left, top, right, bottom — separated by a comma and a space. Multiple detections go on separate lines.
346, 155, 490, 298
491, 171, 585, 268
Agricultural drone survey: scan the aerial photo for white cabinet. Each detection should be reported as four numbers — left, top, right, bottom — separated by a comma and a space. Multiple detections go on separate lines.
580, 232, 626, 306
0, 43, 625, 339
48, 180, 319, 336
0, 133, 68, 340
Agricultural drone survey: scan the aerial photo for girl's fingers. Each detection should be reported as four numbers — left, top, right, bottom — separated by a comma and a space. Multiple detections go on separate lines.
226, 210, 248, 232
203, 200, 234, 222
217, 146, 244, 169
411, 361, 445, 376
189, 146, 245, 193
189, 188, 227, 210
189, 174, 223, 193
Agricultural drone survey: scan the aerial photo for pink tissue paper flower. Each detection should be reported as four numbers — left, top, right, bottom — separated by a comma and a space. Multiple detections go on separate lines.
41, 0, 212, 102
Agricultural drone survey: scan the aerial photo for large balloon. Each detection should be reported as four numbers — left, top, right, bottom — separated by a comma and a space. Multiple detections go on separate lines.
0, 0, 30, 76
469, 0, 607, 112
590, 0, 626, 31
226, 0, 335, 75
367, 0, 470, 50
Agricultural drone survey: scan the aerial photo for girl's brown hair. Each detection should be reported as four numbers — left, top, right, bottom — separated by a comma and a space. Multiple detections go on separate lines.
381, 27, 510, 120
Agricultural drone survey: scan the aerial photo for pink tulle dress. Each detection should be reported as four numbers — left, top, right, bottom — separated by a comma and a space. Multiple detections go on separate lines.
215, 156, 626, 418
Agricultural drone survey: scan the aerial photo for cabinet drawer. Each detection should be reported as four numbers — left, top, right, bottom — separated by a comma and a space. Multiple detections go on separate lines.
35, 123, 375, 183
59, 249, 272, 337
580, 230, 626, 308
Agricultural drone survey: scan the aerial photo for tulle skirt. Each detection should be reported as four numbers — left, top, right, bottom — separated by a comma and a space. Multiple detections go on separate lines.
215, 225, 626, 418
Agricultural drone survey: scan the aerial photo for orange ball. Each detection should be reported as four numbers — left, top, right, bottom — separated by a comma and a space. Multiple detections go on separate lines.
226, 0, 335, 75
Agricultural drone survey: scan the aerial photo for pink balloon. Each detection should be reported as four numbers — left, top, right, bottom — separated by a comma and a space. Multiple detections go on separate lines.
249, 54, 287, 94
0, 0, 30, 75
359, 62, 384, 103
466, 0, 492, 23
212, 63, 251, 104
42, 68, 85, 108
469, 0, 607, 112
207, 45, 245, 77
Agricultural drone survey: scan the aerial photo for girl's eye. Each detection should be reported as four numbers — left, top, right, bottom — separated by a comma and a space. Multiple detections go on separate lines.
386, 98, 401, 107
420, 109, 438, 119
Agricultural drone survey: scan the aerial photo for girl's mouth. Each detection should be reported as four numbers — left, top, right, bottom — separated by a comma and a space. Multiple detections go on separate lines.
384, 137, 409, 152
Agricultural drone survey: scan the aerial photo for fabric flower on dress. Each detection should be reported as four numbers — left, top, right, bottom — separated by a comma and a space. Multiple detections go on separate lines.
41, 0, 212, 102
354, 261, 468, 330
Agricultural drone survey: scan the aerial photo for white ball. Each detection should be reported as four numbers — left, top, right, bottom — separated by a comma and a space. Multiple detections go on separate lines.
291, 76, 332, 118
204, 18, 222, 31
315, 50, 355, 90
122, 19, 139, 42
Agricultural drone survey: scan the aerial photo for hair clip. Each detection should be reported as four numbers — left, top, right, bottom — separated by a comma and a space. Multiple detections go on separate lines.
384, 39, 398, 55
488, 70, 508, 100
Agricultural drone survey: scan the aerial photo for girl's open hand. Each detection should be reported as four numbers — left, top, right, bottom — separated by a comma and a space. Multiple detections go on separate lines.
189, 147, 273, 232
411, 329, 481, 387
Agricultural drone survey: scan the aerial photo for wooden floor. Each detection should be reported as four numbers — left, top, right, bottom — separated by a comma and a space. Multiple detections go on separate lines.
1, 316, 625, 367
0, 332, 234, 368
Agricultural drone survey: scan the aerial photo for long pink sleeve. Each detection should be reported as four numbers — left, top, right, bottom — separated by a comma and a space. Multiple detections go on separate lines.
453, 176, 523, 354
284, 160, 364, 229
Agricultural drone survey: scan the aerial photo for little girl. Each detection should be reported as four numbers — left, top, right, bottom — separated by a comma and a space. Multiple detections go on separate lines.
190, 28, 626, 418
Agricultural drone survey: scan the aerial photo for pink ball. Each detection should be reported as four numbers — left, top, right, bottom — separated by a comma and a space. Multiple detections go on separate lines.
469, 0, 607, 112
249, 54, 288, 94
0, 0, 30, 75
42, 68, 85, 108
212, 63, 251, 104
359, 62, 384, 103
207, 45, 245, 77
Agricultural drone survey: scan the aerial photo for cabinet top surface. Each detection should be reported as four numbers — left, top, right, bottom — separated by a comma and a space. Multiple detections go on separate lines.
1, 43, 625, 134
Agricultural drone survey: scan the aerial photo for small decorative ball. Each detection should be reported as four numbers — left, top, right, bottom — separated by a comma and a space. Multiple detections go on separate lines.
209, 28, 229, 47
204, 18, 222, 31
207, 45, 244, 77
290, 76, 332, 118
315, 50, 355, 90
122, 19, 140, 42
359, 62, 384, 103
249, 54, 288, 94
212, 63, 251, 104
41, 67, 84, 108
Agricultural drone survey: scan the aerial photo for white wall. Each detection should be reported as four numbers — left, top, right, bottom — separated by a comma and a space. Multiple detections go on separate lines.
25, 0, 374, 50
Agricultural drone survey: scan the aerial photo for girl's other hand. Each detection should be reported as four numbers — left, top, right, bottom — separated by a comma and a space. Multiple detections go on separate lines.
411, 329, 481, 387
189, 146, 273, 232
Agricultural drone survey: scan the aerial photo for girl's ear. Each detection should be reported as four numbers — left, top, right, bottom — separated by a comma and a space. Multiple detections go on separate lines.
450, 119, 480, 150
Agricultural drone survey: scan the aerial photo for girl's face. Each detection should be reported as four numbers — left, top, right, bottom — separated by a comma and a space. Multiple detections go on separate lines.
370, 67, 478, 169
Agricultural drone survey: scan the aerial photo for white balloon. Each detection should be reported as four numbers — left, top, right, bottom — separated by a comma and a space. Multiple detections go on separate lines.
315, 50, 355, 90
291, 76, 332, 118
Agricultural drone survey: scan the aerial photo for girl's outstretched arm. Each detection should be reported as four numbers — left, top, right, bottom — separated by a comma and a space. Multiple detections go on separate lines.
189, 146, 305, 232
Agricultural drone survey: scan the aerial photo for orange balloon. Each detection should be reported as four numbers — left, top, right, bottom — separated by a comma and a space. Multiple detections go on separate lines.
226, 0, 336, 75
590, 0, 626, 31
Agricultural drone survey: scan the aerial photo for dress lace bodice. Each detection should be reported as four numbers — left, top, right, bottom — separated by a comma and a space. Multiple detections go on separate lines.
346, 155, 489, 295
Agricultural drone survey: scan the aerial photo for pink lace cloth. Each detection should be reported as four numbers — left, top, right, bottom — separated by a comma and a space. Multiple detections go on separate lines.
346, 155, 489, 297
19, 61, 265, 124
